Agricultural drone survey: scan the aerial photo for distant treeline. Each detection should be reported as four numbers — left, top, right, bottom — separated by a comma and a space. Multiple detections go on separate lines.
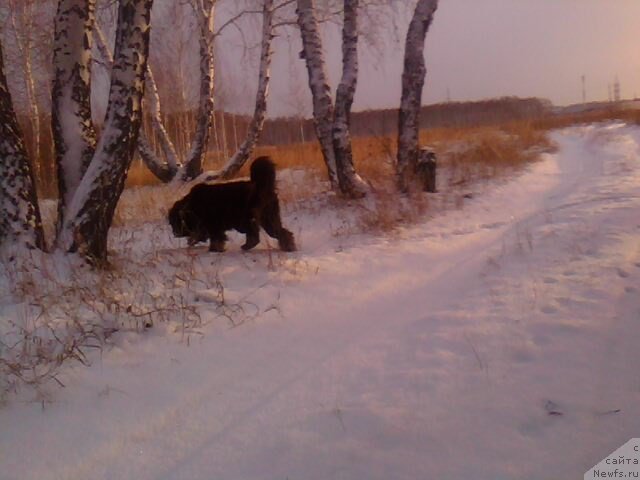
258, 97, 553, 145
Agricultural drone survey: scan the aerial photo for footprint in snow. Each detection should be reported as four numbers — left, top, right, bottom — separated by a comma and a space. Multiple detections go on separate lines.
510, 348, 536, 363
532, 334, 551, 346
544, 400, 564, 416
540, 305, 558, 315
480, 221, 506, 230
616, 267, 630, 278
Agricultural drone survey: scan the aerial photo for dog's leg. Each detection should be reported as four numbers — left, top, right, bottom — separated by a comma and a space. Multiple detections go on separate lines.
208, 232, 227, 252
241, 218, 260, 251
263, 217, 296, 252
277, 229, 296, 252
188, 228, 208, 246
260, 200, 296, 252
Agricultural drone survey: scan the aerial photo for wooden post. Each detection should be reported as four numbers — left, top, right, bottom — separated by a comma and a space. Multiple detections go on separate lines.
415, 147, 437, 192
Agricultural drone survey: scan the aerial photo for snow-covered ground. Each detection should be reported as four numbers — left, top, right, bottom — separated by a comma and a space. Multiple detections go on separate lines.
1, 122, 639, 479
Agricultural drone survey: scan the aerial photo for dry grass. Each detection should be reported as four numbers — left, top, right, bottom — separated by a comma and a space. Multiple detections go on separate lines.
120, 118, 558, 235
112, 184, 185, 228
125, 107, 640, 193
530, 107, 640, 131
103, 107, 640, 236
127, 120, 553, 194
123, 109, 639, 233
40, 110, 640, 248
0, 238, 265, 401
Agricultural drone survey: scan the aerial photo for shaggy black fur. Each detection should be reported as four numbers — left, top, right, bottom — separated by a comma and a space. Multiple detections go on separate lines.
168, 156, 296, 252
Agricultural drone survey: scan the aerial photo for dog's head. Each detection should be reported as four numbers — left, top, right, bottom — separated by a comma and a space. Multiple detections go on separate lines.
168, 197, 196, 238
169, 192, 210, 246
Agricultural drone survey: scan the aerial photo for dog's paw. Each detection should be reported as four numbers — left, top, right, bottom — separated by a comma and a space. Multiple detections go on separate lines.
209, 240, 226, 252
278, 231, 297, 252
241, 237, 260, 251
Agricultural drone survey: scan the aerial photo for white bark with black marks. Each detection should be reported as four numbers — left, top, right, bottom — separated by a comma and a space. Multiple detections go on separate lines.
93, 18, 113, 68
143, 66, 180, 179
94, 20, 179, 183
296, 0, 338, 188
297, 0, 368, 197
0, 38, 45, 252
181, 0, 216, 180
397, 0, 438, 192
332, 0, 367, 197
217, 0, 274, 180
51, 0, 97, 235
58, 0, 153, 264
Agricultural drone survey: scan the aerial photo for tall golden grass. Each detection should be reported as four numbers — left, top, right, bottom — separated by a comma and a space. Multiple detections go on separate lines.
126, 120, 554, 188
112, 107, 639, 230
127, 104, 640, 191
116, 118, 556, 230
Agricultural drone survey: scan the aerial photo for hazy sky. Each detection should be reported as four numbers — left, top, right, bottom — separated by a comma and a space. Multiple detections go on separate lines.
228, 0, 640, 117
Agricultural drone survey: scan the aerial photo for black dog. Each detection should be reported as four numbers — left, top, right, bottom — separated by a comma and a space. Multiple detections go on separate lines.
168, 156, 296, 252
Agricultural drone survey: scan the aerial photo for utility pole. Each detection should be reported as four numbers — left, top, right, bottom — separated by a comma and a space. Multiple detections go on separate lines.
613, 76, 621, 102
581, 74, 586, 104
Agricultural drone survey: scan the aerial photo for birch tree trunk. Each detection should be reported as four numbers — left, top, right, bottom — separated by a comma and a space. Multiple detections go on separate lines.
142, 66, 180, 178
22, 44, 40, 170
0, 38, 45, 252
217, 0, 274, 179
332, 0, 367, 197
95, 21, 179, 183
219, 110, 229, 160
93, 19, 113, 69
95, 1, 215, 184
58, 0, 153, 264
51, 0, 98, 235
9, 0, 41, 176
396, 0, 438, 192
296, 0, 338, 188
181, 0, 216, 180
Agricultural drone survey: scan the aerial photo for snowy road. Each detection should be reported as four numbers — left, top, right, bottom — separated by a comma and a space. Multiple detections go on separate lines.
1, 123, 640, 479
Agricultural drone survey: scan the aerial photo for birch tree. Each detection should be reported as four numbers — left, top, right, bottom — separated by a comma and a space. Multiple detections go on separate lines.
296, 0, 367, 198
51, 0, 98, 235
138, 66, 180, 180
296, 0, 338, 188
94, 1, 215, 182
182, 0, 216, 180
216, 0, 274, 179
57, 0, 154, 264
4, 0, 44, 172
94, 20, 179, 182
98, 0, 275, 184
332, 0, 367, 197
396, 0, 438, 192
0, 37, 45, 253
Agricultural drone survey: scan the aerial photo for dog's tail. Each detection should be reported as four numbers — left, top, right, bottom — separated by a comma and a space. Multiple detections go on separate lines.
250, 156, 277, 192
